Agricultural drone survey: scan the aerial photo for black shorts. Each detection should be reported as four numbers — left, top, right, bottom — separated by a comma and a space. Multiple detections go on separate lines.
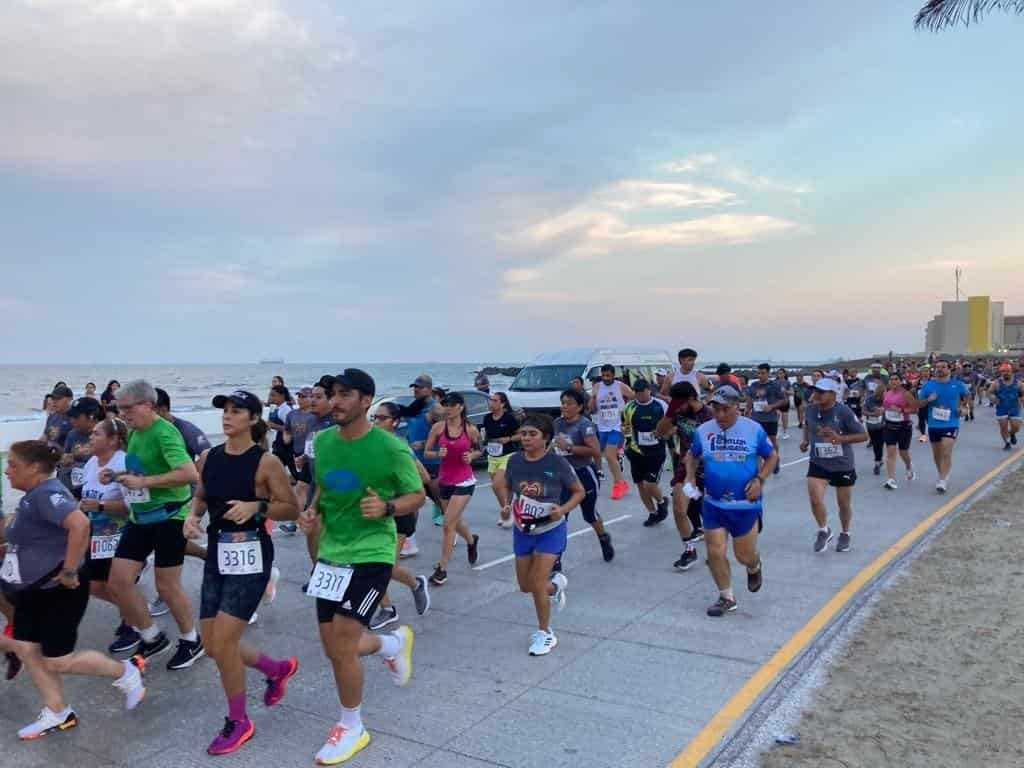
807, 462, 857, 488
315, 563, 392, 628
12, 581, 90, 658
884, 422, 912, 450
560, 464, 600, 525
395, 509, 417, 537
757, 421, 779, 437
114, 519, 188, 568
627, 449, 665, 484
793, 396, 803, 407
291, 458, 311, 484
200, 533, 274, 621
85, 552, 113, 582
929, 427, 959, 443
778, 404, 790, 413
440, 483, 474, 500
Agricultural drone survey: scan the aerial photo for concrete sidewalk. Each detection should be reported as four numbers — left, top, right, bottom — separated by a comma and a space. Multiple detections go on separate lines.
2, 407, 1020, 768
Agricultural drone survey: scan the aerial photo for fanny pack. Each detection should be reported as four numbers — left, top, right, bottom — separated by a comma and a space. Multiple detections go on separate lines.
133, 500, 189, 526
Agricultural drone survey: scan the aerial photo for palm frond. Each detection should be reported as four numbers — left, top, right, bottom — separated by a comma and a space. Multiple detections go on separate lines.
915, 0, 1024, 30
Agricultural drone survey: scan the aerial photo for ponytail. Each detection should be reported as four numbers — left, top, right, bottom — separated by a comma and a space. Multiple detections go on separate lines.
251, 419, 269, 446
10, 440, 62, 474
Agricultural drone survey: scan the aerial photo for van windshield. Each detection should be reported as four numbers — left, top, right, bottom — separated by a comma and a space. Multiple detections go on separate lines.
510, 365, 583, 392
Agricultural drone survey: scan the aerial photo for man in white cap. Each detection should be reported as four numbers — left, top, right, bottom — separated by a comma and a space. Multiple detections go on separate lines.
800, 378, 868, 553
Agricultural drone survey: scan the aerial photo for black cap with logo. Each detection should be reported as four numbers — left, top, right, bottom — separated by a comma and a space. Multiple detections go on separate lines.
212, 390, 263, 416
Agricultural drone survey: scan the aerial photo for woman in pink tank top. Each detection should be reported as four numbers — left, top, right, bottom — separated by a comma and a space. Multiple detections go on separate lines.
881, 374, 915, 490
424, 392, 482, 586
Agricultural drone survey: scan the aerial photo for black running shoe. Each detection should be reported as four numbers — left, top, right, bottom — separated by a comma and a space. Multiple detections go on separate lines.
683, 528, 704, 544
814, 527, 833, 554
747, 561, 763, 593
654, 498, 669, 522
706, 596, 737, 617
467, 534, 479, 565
138, 631, 171, 660
108, 622, 142, 655
642, 512, 660, 528
1012, 433, 1018, 445
429, 565, 448, 586
673, 549, 698, 571
166, 637, 205, 670
5, 651, 21, 681
369, 605, 399, 631
873, 462, 881, 476
598, 533, 615, 562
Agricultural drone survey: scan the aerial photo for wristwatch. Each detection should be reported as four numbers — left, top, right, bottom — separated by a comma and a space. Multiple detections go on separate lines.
258, 500, 269, 518
385, 502, 396, 517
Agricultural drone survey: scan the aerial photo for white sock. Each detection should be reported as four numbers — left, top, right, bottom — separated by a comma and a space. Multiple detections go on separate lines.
138, 624, 159, 643
339, 705, 362, 731
377, 633, 401, 659
720, 588, 735, 601
181, 629, 198, 643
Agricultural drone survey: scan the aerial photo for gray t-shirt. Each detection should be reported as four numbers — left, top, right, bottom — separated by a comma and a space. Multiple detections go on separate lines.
744, 381, 785, 423
504, 452, 578, 536
43, 412, 72, 450
2, 478, 80, 591
171, 416, 211, 461
862, 374, 888, 398
286, 410, 319, 457
552, 416, 598, 469
61, 428, 92, 492
805, 403, 865, 471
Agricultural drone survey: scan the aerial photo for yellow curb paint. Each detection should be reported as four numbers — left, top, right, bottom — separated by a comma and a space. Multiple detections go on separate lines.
670, 449, 1024, 768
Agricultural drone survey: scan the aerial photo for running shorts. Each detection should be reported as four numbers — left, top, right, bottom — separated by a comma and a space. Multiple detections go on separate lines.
701, 501, 760, 539
883, 422, 912, 450
315, 563, 392, 628
756, 421, 779, 438
200, 532, 274, 621
996, 406, 1022, 419
12, 580, 90, 658
807, 462, 857, 488
440, 483, 475, 500
928, 427, 960, 443
627, 449, 665, 485
598, 430, 624, 450
115, 519, 188, 568
513, 521, 567, 558
395, 509, 417, 537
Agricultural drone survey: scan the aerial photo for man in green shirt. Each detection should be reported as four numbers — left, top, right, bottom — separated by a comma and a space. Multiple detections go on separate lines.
299, 369, 425, 766
101, 380, 204, 671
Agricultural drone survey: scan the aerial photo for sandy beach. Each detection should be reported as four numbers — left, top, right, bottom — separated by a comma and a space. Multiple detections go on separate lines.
761, 462, 1024, 768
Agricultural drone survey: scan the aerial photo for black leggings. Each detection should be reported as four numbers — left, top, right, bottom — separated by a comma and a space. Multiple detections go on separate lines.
868, 428, 884, 463
917, 407, 928, 436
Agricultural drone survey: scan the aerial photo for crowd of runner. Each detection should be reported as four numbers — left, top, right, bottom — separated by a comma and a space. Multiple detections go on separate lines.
1, 352, 1022, 763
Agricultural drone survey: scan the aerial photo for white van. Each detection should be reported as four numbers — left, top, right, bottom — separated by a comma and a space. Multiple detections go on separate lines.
507, 347, 674, 414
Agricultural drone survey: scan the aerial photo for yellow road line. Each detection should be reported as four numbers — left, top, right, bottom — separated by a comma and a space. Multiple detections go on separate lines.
670, 449, 1024, 768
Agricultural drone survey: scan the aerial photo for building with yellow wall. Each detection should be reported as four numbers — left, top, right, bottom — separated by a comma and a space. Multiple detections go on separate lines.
925, 296, 1008, 355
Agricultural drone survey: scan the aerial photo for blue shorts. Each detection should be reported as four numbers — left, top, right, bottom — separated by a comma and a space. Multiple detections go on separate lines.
996, 407, 1022, 419
702, 501, 761, 539
513, 521, 567, 558
928, 427, 960, 443
598, 430, 624, 450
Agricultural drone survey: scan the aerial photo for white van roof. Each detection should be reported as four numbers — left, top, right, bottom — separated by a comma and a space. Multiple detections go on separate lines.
526, 347, 672, 366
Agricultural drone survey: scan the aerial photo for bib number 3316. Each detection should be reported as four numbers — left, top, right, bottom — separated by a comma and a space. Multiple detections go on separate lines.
306, 561, 354, 602
217, 532, 263, 576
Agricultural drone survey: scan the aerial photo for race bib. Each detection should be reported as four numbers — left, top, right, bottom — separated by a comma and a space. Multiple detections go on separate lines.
753, 400, 768, 413
306, 561, 353, 602
599, 406, 619, 423
90, 533, 121, 561
815, 442, 843, 459
865, 415, 883, 426
123, 485, 151, 504
884, 409, 904, 422
71, 467, 85, 487
512, 494, 554, 527
637, 431, 658, 447
486, 441, 504, 458
847, 390, 861, 399
0, 549, 21, 584
932, 406, 952, 422
217, 531, 263, 576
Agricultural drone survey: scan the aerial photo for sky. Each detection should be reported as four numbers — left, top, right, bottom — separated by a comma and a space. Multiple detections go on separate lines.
1, 0, 1022, 365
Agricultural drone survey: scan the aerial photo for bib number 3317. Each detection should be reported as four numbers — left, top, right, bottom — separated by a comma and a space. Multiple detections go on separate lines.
218, 532, 263, 576
306, 561, 354, 601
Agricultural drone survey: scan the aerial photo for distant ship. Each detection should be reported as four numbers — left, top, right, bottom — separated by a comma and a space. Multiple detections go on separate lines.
259, 358, 284, 365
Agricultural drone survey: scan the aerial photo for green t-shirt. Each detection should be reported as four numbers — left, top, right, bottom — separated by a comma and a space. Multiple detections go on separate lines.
125, 416, 193, 523
314, 425, 422, 565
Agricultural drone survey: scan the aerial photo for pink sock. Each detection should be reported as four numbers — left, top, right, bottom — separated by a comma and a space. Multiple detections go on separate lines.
254, 653, 287, 679
228, 693, 247, 722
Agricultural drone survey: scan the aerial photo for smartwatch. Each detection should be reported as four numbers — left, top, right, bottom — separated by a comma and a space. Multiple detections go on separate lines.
385, 502, 396, 517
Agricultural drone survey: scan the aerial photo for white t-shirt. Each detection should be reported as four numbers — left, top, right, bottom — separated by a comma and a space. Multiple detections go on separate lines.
81, 451, 127, 507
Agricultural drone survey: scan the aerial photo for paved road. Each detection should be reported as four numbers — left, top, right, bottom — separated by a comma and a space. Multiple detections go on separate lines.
2, 406, 1021, 767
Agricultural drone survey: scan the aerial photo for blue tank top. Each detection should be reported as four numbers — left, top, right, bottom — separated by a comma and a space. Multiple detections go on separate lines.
995, 379, 1021, 413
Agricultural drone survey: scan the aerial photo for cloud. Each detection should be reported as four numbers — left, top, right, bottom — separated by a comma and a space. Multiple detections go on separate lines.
503, 268, 543, 283
721, 167, 813, 196
660, 153, 718, 174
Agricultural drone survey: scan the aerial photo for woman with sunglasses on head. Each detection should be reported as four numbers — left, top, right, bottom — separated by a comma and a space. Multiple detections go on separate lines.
424, 392, 482, 585
366, 402, 432, 630
1, 440, 146, 741
504, 414, 585, 655
181, 391, 299, 755
482, 392, 520, 528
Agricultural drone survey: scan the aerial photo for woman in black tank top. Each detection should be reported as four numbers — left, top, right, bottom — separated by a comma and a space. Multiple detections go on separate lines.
182, 391, 299, 756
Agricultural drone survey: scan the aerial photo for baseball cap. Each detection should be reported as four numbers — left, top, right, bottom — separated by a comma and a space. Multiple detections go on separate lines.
68, 397, 102, 419
441, 390, 465, 407
334, 368, 376, 397
50, 384, 73, 399
298, 386, 313, 397
999, 362, 1014, 373
212, 390, 263, 416
814, 379, 841, 394
474, 373, 490, 387
827, 369, 842, 380
716, 363, 732, 374
871, 361, 882, 368
410, 374, 433, 389
655, 368, 669, 377
710, 385, 740, 405
633, 378, 651, 391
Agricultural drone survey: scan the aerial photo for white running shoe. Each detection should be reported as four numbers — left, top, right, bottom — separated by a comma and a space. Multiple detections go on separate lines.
399, 536, 419, 558
884, 478, 898, 490
906, 469, 916, 482
248, 612, 258, 625
936, 478, 948, 494
550, 572, 568, 612
315, 724, 370, 765
18, 707, 77, 740
528, 629, 558, 656
262, 566, 281, 605
781, 431, 790, 440
113, 657, 146, 710
382, 626, 413, 687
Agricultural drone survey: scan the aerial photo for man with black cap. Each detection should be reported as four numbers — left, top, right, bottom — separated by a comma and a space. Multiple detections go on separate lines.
474, 373, 490, 394
403, 374, 442, 526
41, 384, 74, 450
61, 397, 104, 495
685, 385, 777, 617
298, 369, 424, 765
800, 378, 867, 554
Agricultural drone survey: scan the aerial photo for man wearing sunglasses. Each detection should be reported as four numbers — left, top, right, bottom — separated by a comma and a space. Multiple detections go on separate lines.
685, 386, 777, 617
